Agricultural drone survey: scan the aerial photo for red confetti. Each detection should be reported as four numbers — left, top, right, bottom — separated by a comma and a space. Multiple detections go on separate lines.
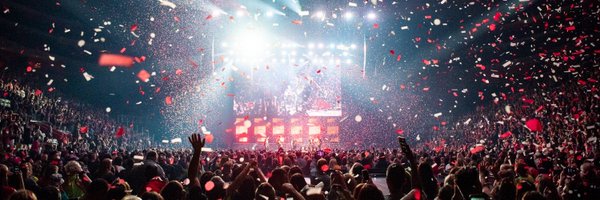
205, 134, 214, 143
120, 48, 126, 54
489, 23, 496, 31
476, 64, 486, 70
79, 126, 89, 134
205, 15, 213, 20
389, 50, 395, 55
316, 69, 321, 73
165, 96, 173, 105
26, 66, 33, 72
493, 12, 502, 22
499, 131, 512, 139
395, 129, 404, 135
98, 54, 134, 67
130, 24, 138, 32
396, 54, 402, 61
373, 23, 379, 29
525, 119, 543, 132
115, 126, 125, 138
470, 145, 485, 154
137, 69, 151, 82
175, 69, 183, 75
291, 20, 302, 25
565, 26, 576, 32
34, 89, 42, 96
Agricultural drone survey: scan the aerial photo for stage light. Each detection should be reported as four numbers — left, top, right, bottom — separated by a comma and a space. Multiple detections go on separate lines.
344, 11, 353, 19
212, 10, 223, 17
315, 11, 325, 19
266, 11, 274, 17
228, 29, 269, 60
367, 12, 377, 20
236, 10, 245, 17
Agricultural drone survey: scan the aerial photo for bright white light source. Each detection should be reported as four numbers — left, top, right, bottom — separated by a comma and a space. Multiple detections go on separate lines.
433, 19, 441, 26
266, 11, 274, 17
228, 29, 269, 60
318, 43, 324, 49
212, 10, 222, 17
236, 10, 244, 17
367, 12, 377, 20
315, 11, 324, 18
308, 43, 315, 49
350, 44, 357, 49
344, 12, 353, 19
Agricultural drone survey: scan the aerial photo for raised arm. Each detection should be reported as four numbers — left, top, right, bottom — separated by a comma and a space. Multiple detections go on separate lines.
398, 136, 422, 190
187, 133, 205, 187
226, 161, 253, 197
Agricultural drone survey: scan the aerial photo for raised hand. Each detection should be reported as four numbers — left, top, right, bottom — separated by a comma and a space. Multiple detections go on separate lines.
188, 133, 205, 153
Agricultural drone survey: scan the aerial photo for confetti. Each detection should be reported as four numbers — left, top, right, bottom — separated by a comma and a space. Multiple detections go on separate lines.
137, 69, 151, 82
98, 54, 134, 67
158, 0, 176, 9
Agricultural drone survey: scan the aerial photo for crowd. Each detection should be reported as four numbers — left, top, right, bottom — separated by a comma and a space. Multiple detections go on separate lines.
0, 75, 598, 200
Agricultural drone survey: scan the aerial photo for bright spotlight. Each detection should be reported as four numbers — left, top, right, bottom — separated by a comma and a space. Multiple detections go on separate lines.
228, 29, 269, 60
315, 11, 324, 18
212, 10, 222, 17
266, 11, 274, 17
236, 10, 245, 17
367, 12, 377, 20
344, 12, 353, 19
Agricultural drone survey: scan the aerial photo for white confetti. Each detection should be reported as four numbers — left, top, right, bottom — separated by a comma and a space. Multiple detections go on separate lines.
48, 55, 55, 61
434, 112, 442, 118
106, 107, 111, 113
77, 40, 85, 47
433, 19, 441, 25
355, 115, 362, 122
158, 0, 176, 9
83, 72, 94, 81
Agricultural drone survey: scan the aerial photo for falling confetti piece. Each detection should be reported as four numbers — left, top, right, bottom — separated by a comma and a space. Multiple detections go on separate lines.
291, 20, 302, 25
355, 115, 362, 122
98, 54, 134, 67
158, 0, 176, 9
106, 107, 111, 112
489, 24, 496, 31
77, 40, 85, 47
137, 69, 150, 82
83, 72, 94, 81
165, 96, 173, 105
